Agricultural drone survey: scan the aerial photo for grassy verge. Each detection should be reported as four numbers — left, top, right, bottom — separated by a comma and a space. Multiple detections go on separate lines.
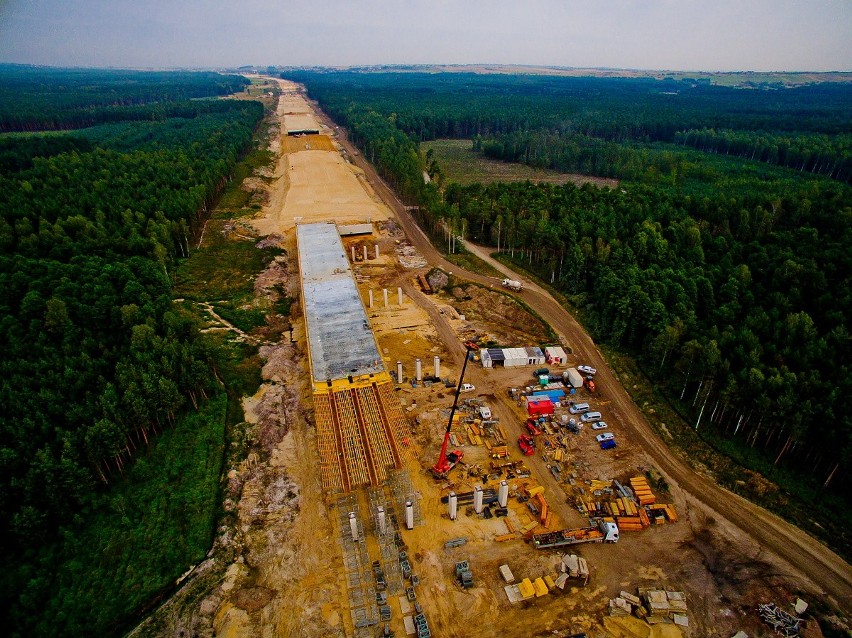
25, 394, 227, 637
444, 246, 505, 279
423, 139, 609, 186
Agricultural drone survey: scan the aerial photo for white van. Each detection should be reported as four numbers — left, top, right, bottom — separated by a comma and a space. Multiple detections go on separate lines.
569, 403, 590, 414
581, 411, 603, 423
460, 383, 476, 393
478, 406, 492, 420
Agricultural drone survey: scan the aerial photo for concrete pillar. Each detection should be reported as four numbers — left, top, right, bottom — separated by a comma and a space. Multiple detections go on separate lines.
351, 246, 356, 262
473, 486, 484, 514
349, 512, 359, 542
434, 356, 440, 378
448, 491, 458, 520
397, 287, 403, 305
405, 501, 414, 530
415, 358, 422, 381
498, 480, 509, 508
368, 289, 373, 308
363, 244, 368, 261
383, 288, 388, 308
375, 244, 379, 259
377, 506, 386, 535
397, 361, 403, 384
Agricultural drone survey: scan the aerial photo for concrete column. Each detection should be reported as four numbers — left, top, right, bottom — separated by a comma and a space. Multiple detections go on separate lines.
349, 512, 359, 542
397, 287, 403, 305
448, 492, 458, 520
375, 244, 379, 259
473, 486, 484, 514
363, 244, 368, 261
397, 361, 403, 384
351, 246, 356, 262
377, 506, 386, 535
434, 356, 440, 378
383, 288, 389, 308
498, 480, 509, 508
405, 501, 414, 530
368, 289, 374, 308
415, 358, 422, 381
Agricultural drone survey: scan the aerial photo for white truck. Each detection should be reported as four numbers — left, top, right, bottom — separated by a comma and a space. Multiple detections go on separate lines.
501, 278, 523, 291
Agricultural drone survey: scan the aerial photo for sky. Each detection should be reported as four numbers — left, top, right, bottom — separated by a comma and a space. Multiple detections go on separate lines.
0, 0, 850, 72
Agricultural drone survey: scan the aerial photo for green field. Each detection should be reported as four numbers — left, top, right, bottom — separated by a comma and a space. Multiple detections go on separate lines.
422, 139, 617, 187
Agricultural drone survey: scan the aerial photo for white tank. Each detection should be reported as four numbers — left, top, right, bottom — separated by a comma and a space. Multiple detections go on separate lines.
405, 501, 414, 530
448, 491, 458, 520
498, 480, 509, 508
473, 486, 484, 514
349, 512, 359, 542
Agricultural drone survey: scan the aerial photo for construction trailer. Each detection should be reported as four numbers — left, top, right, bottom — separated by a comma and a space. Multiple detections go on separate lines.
544, 346, 567, 365
526, 397, 554, 416
564, 368, 584, 389
480, 348, 504, 368
502, 348, 529, 367
525, 347, 546, 366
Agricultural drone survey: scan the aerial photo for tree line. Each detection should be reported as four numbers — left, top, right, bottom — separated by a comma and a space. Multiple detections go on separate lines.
0, 68, 262, 636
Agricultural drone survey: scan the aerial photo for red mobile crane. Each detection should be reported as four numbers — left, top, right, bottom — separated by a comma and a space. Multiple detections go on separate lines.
431, 341, 478, 478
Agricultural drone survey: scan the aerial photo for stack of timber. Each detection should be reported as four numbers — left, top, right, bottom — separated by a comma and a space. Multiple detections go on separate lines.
629, 476, 657, 505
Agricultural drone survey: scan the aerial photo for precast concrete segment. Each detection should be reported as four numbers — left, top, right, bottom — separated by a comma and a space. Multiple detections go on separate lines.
297, 223, 383, 382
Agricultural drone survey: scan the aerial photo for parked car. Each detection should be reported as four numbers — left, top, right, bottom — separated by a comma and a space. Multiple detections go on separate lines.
577, 365, 597, 375
591, 421, 608, 430
581, 411, 603, 423
595, 432, 615, 442
460, 383, 476, 393
599, 439, 617, 450
569, 402, 590, 414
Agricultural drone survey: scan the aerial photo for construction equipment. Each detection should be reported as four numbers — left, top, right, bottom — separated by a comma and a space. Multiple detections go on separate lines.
526, 418, 544, 436
501, 278, 523, 291
431, 341, 477, 479
518, 434, 536, 456
531, 520, 619, 548
583, 376, 596, 393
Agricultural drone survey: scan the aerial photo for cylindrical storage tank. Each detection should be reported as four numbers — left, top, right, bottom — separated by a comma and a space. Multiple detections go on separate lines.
473, 486, 484, 514
415, 358, 422, 381
405, 501, 414, 530
349, 512, 359, 542
397, 361, 403, 384
434, 356, 440, 378
561, 414, 568, 425
377, 506, 386, 535
498, 480, 509, 508
448, 491, 458, 520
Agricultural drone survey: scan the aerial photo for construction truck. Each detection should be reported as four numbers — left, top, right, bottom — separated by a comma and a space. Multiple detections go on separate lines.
583, 376, 596, 393
518, 434, 536, 456
531, 520, 619, 549
501, 278, 523, 291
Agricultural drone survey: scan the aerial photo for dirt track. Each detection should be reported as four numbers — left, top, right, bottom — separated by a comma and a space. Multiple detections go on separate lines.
315, 101, 852, 611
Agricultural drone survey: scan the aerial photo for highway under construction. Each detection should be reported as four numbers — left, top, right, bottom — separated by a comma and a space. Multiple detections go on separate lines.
297, 222, 414, 493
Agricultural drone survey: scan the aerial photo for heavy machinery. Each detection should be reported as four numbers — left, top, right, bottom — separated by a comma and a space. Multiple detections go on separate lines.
431, 341, 477, 478
583, 376, 596, 393
531, 520, 620, 549
526, 418, 544, 436
518, 434, 536, 456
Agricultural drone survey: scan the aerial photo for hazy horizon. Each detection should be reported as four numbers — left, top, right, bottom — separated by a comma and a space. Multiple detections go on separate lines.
1, 0, 850, 73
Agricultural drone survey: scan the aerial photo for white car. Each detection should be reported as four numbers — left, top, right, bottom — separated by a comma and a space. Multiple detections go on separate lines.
595, 432, 614, 442
460, 383, 476, 393
591, 422, 608, 430
577, 365, 597, 375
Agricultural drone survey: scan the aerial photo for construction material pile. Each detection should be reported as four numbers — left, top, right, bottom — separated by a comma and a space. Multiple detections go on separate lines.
609, 588, 689, 628
395, 243, 427, 268
575, 476, 678, 532
758, 603, 802, 636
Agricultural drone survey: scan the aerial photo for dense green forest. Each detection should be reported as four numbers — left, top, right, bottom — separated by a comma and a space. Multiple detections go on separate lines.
0, 67, 260, 636
286, 71, 852, 541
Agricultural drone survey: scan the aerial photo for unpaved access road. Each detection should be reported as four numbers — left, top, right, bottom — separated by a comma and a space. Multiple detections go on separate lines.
316, 100, 852, 611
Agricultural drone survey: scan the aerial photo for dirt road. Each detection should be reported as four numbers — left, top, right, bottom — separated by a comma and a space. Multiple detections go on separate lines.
314, 99, 852, 610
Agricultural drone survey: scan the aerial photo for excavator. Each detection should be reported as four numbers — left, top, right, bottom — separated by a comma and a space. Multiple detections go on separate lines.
431, 341, 478, 479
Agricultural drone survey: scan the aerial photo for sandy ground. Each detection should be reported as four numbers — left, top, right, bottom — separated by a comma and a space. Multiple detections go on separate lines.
133, 79, 848, 638
251, 80, 390, 236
